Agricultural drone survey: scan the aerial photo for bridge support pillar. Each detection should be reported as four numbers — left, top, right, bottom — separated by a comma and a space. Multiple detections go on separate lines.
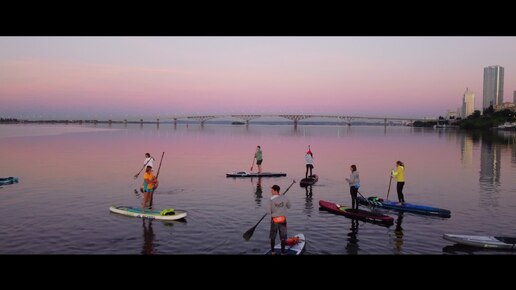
347, 117, 352, 126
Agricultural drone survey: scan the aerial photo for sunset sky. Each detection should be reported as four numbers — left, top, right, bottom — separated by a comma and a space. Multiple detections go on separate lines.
1, 37, 515, 119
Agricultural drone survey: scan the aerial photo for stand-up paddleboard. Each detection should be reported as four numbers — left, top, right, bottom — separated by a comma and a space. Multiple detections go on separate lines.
300, 174, 318, 187
226, 171, 287, 177
109, 206, 187, 221
0, 177, 19, 185
319, 200, 394, 226
357, 196, 451, 218
264, 233, 306, 255
443, 234, 516, 250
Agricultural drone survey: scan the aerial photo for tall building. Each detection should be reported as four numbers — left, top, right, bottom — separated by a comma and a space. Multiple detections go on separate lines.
462, 88, 475, 118
483, 65, 504, 109
514, 90, 516, 104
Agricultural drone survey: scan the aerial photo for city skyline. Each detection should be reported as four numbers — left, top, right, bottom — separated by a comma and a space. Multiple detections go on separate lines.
1, 37, 516, 119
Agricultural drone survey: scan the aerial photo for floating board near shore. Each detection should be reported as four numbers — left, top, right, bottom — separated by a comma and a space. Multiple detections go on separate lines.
443, 234, 516, 250
0, 177, 19, 185
264, 233, 306, 255
357, 196, 451, 218
226, 171, 287, 177
300, 174, 318, 187
109, 206, 187, 221
319, 200, 394, 227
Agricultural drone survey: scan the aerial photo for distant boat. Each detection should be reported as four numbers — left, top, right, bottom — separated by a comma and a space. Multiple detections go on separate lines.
494, 122, 516, 131
231, 121, 246, 125
433, 123, 458, 129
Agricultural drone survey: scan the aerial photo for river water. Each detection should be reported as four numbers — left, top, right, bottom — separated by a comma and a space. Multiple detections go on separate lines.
0, 123, 514, 254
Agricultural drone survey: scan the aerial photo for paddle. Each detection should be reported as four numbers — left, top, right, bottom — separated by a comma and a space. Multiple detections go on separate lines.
386, 175, 393, 200
250, 156, 255, 171
357, 190, 380, 213
149, 152, 165, 208
357, 190, 371, 206
243, 180, 296, 241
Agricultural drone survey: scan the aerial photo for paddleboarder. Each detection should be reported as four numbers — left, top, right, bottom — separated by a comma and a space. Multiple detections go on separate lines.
134, 153, 155, 179
141, 166, 158, 212
269, 184, 291, 255
304, 148, 314, 178
253, 146, 263, 173
391, 161, 405, 205
345, 165, 360, 210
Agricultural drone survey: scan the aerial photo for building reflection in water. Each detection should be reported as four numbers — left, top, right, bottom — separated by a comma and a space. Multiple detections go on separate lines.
479, 134, 502, 207
460, 133, 474, 166
141, 219, 155, 255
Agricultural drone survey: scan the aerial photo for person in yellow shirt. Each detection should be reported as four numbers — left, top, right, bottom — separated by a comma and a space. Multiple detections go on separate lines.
391, 161, 405, 205
141, 166, 158, 212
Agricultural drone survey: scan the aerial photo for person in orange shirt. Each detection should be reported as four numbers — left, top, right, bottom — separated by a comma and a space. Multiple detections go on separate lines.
141, 166, 158, 212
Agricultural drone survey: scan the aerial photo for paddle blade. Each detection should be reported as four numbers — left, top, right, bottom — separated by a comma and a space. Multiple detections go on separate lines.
243, 226, 256, 241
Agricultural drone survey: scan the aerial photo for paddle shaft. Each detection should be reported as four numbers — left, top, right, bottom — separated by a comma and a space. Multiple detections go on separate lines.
357, 190, 374, 208
386, 175, 393, 200
149, 152, 165, 207
250, 156, 255, 171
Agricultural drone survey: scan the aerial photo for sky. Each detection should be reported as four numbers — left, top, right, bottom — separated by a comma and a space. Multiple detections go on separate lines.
1, 37, 516, 120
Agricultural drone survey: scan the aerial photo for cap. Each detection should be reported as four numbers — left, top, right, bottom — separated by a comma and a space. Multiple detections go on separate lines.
271, 184, 281, 192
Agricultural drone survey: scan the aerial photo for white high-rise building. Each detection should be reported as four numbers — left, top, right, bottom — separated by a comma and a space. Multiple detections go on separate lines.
513, 91, 516, 104
462, 88, 475, 118
483, 65, 504, 109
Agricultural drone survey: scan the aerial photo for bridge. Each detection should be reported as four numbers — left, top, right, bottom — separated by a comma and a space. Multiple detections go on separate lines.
78, 114, 437, 127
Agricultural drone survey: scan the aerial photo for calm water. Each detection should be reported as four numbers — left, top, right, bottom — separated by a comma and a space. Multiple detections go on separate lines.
0, 123, 515, 255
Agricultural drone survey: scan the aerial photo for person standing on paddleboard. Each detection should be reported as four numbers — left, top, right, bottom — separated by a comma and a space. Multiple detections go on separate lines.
253, 146, 263, 173
134, 153, 155, 179
144, 153, 155, 169
269, 184, 291, 255
304, 148, 314, 178
345, 165, 360, 210
391, 161, 405, 205
142, 166, 158, 212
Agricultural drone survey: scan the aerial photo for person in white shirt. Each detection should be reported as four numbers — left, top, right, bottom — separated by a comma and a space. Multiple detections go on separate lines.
304, 149, 314, 178
134, 153, 155, 179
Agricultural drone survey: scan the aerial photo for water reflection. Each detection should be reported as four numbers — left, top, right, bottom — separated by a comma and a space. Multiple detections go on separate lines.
478, 132, 507, 207
304, 186, 313, 216
251, 177, 263, 206
345, 219, 359, 255
393, 212, 404, 254
459, 133, 474, 166
141, 219, 155, 255
480, 137, 501, 186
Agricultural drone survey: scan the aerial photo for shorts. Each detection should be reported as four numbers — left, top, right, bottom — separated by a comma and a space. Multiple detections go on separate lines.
269, 219, 287, 241
143, 181, 154, 193
256, 159, 263, 165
